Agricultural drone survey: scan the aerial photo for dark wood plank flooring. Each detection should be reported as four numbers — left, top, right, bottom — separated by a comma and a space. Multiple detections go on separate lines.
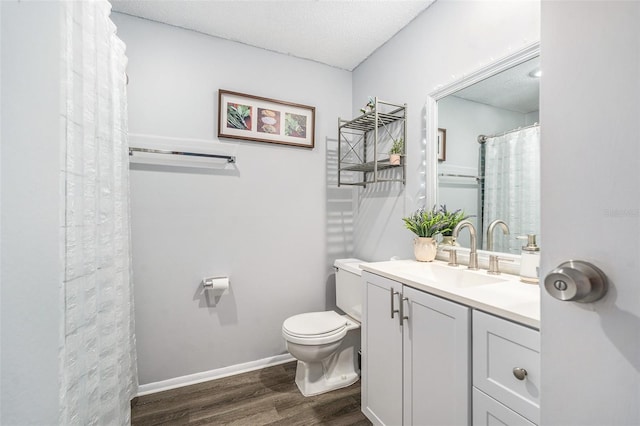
131, 361, 372, 425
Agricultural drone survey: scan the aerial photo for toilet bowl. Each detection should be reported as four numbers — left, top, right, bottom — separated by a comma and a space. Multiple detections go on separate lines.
282, 259, 364, 397
282, 311, 360, 396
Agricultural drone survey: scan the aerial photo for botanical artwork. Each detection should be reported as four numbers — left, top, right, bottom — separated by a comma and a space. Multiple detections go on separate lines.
218, 90, 315, 148
285, 113, 307, 138
226, 103, 252, 131
257, 108, 280, 134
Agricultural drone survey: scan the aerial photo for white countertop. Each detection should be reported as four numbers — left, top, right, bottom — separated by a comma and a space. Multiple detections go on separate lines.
360, 259, 541, 329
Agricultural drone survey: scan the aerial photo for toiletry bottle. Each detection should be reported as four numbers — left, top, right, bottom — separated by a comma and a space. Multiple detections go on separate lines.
518, 234, 540, 284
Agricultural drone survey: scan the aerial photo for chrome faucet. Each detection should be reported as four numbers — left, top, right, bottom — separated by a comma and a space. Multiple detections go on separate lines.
452, 220, 478, 270
487, 219, 510, 252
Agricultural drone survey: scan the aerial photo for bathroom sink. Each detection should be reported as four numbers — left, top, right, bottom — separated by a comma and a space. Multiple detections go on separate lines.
400, 262, 508, 288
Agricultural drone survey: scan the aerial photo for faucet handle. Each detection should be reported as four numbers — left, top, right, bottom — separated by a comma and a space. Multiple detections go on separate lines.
441, 247, 459, 267
488, 255, 514, 275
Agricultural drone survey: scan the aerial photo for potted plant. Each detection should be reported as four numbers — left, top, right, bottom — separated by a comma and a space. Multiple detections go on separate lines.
437, 205, 473, 246
389, 138, 403, 165
402, 206, 447, 262
359, 96, 376, 114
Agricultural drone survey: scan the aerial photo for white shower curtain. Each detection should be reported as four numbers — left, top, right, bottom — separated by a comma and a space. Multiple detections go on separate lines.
59, 1, 137, 424
482, 126, 540, 254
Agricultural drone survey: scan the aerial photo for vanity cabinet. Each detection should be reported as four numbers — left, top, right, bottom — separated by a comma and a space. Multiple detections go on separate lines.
472, 310, 540, 425
362, 271, 470, 426
361, 272, 403, 425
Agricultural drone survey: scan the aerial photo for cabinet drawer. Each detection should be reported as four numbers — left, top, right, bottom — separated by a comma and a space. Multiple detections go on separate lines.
473, 387, 536, 426
473, 310, 540, 424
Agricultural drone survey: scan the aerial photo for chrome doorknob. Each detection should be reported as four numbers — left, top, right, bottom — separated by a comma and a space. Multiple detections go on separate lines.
544, 260, 607, 303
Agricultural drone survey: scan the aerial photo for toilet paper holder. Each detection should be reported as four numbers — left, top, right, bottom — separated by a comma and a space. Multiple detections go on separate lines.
202, 276, 230, 294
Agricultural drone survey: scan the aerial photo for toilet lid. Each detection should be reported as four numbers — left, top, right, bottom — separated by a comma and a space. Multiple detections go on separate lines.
283, 311, 347, 337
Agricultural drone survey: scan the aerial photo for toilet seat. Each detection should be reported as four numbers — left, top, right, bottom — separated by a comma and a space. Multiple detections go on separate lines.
282, 311, 347, 345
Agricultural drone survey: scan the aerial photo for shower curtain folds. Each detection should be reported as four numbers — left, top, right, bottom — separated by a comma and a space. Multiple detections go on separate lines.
59, 1, 137, 424
482, 125, 541, 254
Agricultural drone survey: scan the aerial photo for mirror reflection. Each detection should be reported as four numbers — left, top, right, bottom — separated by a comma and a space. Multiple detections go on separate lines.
437, 56, 540, 254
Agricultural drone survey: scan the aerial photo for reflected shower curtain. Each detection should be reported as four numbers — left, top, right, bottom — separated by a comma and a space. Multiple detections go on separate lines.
482, 126, 540, 254
60, 1, 137, 424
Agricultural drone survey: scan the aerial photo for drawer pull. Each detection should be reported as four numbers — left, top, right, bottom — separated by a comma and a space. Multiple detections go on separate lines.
391, 287, 400, 319
513, 367, 528, 381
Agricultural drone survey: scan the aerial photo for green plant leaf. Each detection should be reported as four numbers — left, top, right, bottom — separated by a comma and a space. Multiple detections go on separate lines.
402, 206, 448, 237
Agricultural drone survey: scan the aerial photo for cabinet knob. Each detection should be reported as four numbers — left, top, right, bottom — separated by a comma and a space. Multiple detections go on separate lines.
512, 367, 528, 381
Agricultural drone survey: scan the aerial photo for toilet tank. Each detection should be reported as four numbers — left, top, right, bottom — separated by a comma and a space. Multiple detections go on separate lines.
334, 258, 365, 322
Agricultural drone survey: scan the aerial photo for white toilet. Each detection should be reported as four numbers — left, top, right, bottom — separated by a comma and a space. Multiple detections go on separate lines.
282, 258, 364, 397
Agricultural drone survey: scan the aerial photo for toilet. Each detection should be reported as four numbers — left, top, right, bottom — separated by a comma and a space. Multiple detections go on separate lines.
282, 258, 364, 397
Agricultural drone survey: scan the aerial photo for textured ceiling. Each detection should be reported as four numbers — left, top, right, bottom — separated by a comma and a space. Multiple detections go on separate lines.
110, 0, 435, 71
453, 56, 541, 114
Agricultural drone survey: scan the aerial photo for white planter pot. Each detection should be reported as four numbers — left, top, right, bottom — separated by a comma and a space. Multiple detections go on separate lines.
414, 237, 437, 262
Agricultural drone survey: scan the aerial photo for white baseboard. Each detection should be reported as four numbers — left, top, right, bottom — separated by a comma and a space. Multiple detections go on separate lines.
136, 353, 296, 397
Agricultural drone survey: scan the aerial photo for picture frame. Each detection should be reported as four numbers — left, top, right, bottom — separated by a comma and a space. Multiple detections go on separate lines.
218, 90, 315, 149
438, 128, 447, 161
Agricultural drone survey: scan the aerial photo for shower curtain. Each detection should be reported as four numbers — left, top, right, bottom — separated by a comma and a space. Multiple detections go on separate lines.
59, 1, 137, 424
482, 125, 540, 254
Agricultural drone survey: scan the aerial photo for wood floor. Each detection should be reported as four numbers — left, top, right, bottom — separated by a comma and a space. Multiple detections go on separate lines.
131, 361, 372, 425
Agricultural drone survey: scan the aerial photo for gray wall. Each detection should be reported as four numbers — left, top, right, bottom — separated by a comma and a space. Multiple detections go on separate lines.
438, 96, 530, 171
1, 1, 62, 424
540, 1, 640, 424
111, 14, 353, 385
351, 0, 540, 261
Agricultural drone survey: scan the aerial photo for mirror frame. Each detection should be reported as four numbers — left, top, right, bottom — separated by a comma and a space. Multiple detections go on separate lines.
424, 42, 540, 213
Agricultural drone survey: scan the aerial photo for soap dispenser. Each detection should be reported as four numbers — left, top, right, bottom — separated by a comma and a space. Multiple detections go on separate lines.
518, 234, 540, 284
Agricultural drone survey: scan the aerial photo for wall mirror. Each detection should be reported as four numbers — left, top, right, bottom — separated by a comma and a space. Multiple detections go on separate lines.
425, 44, 540, 255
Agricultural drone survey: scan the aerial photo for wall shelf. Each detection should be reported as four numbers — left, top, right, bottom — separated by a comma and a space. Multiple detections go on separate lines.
338, 98, 406, 187
341, 158, 402, 173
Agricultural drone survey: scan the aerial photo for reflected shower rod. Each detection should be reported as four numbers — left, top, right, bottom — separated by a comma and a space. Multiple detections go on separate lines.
477, 122, 540, 144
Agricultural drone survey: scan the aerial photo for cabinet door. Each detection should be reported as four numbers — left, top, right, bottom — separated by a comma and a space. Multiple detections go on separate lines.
473, 310, 540, 424
362, 272, 403, 426
473, 388, 536, 426
403, 285, 470, 426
